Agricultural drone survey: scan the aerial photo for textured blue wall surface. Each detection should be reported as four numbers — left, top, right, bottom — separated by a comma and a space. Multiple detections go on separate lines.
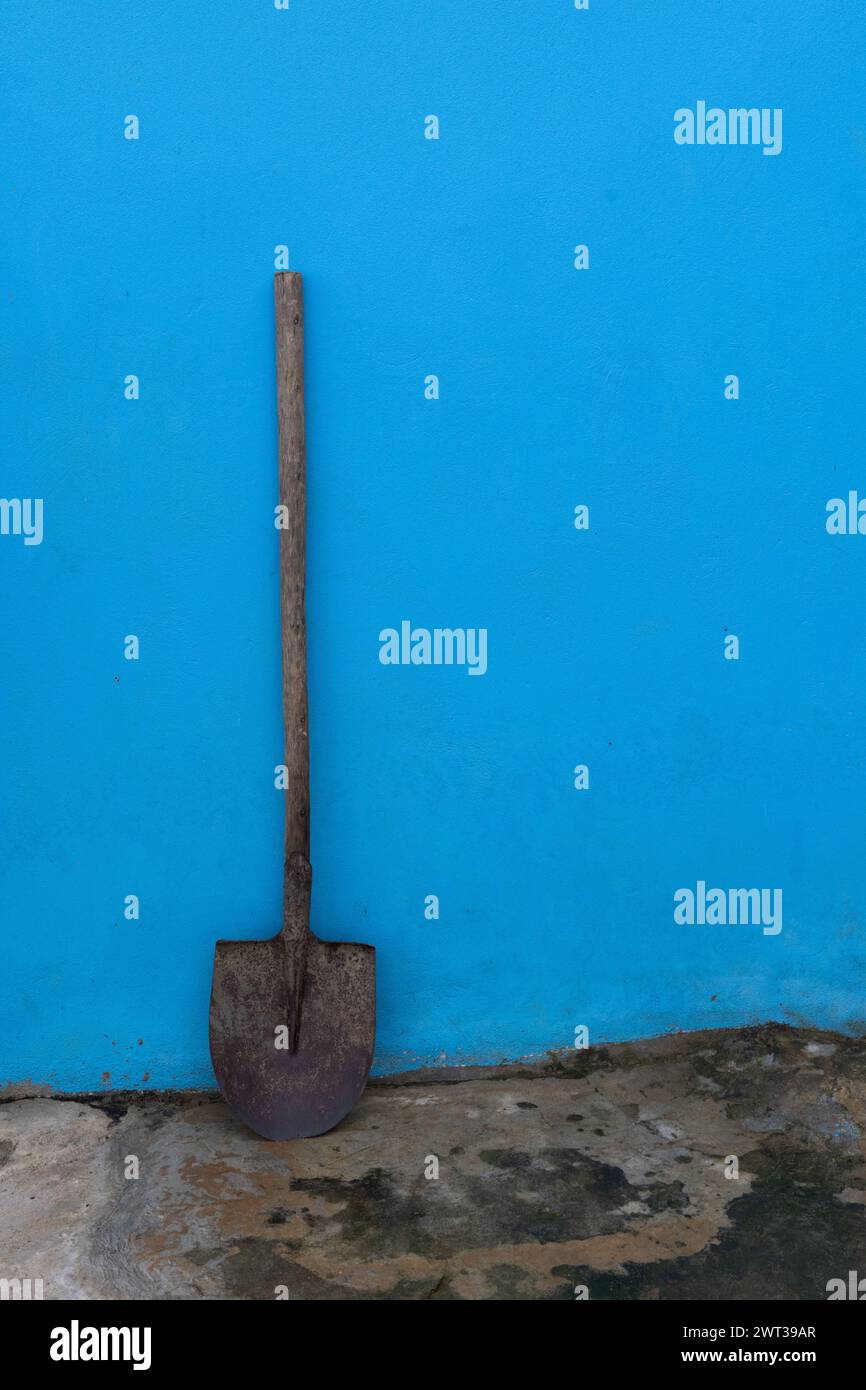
2, 2, 865, 1090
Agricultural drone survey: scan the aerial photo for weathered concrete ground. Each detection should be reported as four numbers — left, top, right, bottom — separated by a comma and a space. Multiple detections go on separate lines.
2, 1024, 865, 1300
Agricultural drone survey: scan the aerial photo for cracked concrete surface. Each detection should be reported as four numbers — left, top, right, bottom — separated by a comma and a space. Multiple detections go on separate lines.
1, 1024, 865, 1300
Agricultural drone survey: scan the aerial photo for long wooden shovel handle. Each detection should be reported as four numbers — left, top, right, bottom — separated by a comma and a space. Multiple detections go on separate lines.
275, 272, 312, 1050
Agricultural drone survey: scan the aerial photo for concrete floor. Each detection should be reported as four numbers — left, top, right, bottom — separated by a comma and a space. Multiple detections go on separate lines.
2, 1023, 865, 1300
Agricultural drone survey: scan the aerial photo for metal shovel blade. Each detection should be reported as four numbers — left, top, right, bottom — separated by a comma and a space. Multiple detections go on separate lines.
209, 934, 375, 1140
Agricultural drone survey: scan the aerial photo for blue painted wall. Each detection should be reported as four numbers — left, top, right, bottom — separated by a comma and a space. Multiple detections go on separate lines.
3, 1, 865, 1090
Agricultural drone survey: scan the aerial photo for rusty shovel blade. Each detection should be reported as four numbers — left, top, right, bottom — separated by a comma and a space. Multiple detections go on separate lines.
210, 934, 375, 1141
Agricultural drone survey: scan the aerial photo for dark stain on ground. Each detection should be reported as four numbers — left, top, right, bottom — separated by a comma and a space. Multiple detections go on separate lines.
290, 1149, 684, 1259
643, 1179, 690, 1214
550, 1144, 866, 1301
217, 1237, 445, 1301
485, 1263, 540, 1299
289, 1167, 432, 1256
78, 1097, 129, 1125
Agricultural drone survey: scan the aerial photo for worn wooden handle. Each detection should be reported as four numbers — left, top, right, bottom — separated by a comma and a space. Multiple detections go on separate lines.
275, 272, 312, 964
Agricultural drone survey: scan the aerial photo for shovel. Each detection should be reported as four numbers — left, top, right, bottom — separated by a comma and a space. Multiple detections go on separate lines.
209, 272, 376, 1140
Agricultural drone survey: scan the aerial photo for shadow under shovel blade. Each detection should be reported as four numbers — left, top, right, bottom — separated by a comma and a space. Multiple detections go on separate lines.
209, 934, 375, 1140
